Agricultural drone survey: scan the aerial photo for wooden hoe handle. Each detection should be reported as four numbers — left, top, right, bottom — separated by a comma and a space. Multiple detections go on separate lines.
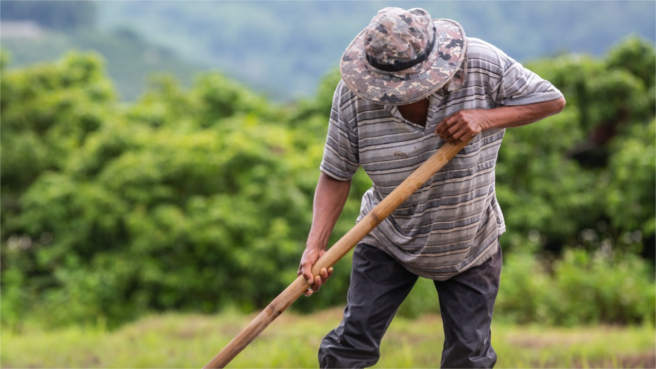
203, 139, 471, 368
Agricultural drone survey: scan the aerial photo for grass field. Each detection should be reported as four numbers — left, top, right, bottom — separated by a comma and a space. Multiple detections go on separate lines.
2, 309, 654, 368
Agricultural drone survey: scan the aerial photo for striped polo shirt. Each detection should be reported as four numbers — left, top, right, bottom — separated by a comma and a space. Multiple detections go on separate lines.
320, 37, 564, 280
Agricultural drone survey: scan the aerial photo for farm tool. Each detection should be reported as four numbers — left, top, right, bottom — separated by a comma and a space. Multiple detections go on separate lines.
203, 139, 471, 368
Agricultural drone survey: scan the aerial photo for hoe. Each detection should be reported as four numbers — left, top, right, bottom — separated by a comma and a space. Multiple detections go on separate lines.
203, 139, 471, 368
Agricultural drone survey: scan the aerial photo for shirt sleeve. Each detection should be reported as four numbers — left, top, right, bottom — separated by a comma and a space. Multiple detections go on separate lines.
494, 49, 564, 107
319, 81, 360, 181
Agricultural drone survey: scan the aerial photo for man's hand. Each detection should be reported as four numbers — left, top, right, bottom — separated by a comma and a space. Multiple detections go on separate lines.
298, 246, 333, 296
435, 98, 567, 143
299, 173, 350, 297
435, 109, 491, 143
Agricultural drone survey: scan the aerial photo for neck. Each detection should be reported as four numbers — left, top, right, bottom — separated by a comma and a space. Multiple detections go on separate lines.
396, 98, 429, 126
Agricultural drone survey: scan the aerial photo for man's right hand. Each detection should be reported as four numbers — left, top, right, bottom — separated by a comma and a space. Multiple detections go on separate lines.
298, 246, 333, 297
299, 173, 350, 297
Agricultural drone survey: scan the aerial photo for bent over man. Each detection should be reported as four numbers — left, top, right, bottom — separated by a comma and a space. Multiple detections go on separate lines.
298, 7, 565, 368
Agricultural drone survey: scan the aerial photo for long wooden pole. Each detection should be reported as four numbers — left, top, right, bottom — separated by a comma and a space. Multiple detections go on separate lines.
203, 139, 471, 368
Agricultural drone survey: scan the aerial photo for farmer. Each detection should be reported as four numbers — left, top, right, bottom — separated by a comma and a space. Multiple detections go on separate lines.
298, 7, 565, 368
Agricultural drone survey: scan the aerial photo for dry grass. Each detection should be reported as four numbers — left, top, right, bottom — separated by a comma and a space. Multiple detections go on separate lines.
2, 308, 654, 368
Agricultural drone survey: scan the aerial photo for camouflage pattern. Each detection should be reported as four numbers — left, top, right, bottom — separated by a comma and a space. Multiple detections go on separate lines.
340, 7, 467, 105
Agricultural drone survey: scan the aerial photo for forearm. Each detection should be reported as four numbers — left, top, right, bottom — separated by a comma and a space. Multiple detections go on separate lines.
306, 172, 352, 250
483, 97, 567, 130
436, 96, 566, 143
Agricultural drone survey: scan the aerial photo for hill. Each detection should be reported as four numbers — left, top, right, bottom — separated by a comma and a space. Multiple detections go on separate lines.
97, 1, 656, 100
1, 26, 202, 101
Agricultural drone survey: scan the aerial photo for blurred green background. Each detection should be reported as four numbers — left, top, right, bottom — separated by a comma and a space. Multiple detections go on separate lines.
1, 1, 655, 367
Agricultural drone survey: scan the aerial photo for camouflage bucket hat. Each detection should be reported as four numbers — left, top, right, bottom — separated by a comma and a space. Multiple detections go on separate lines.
340, 7, 467, 105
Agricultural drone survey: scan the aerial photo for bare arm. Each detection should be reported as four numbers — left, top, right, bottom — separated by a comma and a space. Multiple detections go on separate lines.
298, 172, 352, 296
435, 97, 567, 143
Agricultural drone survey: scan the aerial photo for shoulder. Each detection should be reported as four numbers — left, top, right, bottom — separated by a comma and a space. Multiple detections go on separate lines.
333, 80, 377, 114
334, 80, 354, 102
465, 37, 508, 60
466, 37, 514, 70
333, 80, 356, 107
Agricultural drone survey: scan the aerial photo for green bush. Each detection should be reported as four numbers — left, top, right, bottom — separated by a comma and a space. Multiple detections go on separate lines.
496, 248, 655, 326
603, 118, 656, 241
397, 246, 655, 326
2, 38, 655, 329
0, 53, 368, 328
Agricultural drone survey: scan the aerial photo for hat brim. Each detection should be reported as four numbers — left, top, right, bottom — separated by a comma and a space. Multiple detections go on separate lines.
339, 19, 467, 105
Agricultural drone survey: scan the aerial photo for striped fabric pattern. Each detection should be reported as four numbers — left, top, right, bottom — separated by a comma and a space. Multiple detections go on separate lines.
320, 37, 564, 280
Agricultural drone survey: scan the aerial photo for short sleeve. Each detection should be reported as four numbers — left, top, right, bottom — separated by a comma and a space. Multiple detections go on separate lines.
495, 50, 564, 107
319, 81, 360, 181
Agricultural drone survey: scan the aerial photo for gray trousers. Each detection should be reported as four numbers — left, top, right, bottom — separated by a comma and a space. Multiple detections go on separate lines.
318, 243, 502, 369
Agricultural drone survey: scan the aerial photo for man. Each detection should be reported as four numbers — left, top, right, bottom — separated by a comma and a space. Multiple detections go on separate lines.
298, 7, 565, 368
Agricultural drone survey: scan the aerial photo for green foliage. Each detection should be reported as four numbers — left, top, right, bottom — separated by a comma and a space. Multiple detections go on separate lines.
496, 36, 655, 254
607, 36, 656, 89
0, 49, 8, 70
2, 38, 655, 329
496, 249, 655, 326
396, 278, 440, 319
2, 27, 202, 101
1, 52, 353, 328
603, 119, 656, 240
496, 108, 598, 248
1, 0, 97, 30
400, 247, 655, 326
1, 51, 114, 238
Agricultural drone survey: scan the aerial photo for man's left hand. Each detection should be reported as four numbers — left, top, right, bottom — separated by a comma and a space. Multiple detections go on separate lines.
435, 109, 491, 143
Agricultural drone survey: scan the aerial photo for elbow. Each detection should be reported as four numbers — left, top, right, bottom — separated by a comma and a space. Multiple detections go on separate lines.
553, 96, 566, 114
